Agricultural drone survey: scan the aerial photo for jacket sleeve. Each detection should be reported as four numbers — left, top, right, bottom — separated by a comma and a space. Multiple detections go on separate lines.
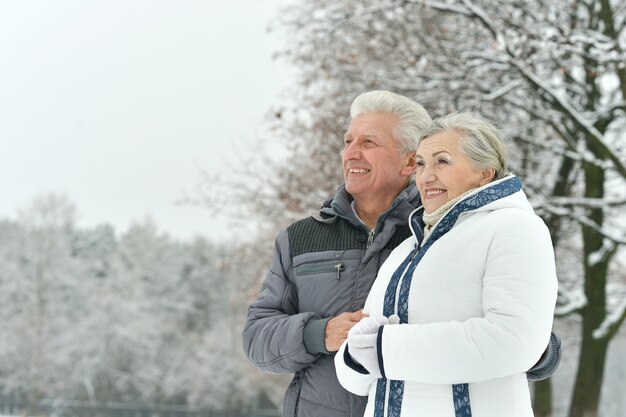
242, 229, 321, 373
377, 211, 558, 384
527, 331, 562, 381
335, 339, 377, 395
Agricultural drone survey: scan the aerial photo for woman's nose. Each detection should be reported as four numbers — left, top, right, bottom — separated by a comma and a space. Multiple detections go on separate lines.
419, 166, 435, 183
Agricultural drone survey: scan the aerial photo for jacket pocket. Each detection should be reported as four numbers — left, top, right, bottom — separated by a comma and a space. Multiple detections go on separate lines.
283, 370, 306, 417
295, 262, 345, 280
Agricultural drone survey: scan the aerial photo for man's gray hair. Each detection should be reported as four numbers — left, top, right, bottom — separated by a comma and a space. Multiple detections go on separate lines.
419, 112, 509, 181
350, 90, 432, 154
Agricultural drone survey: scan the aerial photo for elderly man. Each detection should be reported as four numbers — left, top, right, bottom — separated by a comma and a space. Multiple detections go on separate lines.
242, 91, 560, 417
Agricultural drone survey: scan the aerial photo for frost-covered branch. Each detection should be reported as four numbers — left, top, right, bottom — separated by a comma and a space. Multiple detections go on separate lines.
501, 96, 581, 150
465, 46, 512, 65
459, 0, 507, 49
513, 135, 611, 170
421, 0, 474, 17
588, 238, 619, 266
422, 0, 626, 179
554, 288, 587, 317
587, 100, 626, 123
534, 202, 626, 245
545, 196, 626, 208
482, 80, 523, 101
508, 58, 626, 179
557, 43, 626, 65
593, 297, 626, 340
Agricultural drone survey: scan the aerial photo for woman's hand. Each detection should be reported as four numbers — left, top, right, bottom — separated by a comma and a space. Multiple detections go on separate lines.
348, 315, 399, 378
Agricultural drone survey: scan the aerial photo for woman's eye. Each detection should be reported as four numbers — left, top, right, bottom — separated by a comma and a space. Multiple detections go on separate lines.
438, 158, 451, 164
416, 160, 425, 167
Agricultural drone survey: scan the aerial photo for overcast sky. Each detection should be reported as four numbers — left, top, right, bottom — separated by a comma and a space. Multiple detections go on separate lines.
0, 0, 294, 242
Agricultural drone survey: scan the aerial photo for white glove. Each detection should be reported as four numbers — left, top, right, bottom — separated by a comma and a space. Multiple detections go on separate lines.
347, 315, 399, 378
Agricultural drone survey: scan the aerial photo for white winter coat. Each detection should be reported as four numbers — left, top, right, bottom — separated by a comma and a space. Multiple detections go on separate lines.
335, 176, 558, 417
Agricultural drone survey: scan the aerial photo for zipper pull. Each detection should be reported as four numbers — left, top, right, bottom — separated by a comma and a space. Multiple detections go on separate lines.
335, 263, 344, 280
411, 244, 420, 260
367, 230, 375, 248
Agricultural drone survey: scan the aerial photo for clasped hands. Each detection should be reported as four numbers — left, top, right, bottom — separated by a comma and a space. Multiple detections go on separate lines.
347, 314, 400, 378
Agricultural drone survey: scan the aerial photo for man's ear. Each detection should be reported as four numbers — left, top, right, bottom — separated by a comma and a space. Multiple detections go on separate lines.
401, 152, 417, 177
479, 168, 496, 185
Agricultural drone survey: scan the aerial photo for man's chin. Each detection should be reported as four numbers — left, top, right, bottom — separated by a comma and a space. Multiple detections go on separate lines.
345, 185, 371, 201
344, 183, 362, 194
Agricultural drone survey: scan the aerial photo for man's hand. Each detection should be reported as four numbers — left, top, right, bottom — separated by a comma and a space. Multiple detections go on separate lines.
325, 310, 366, 352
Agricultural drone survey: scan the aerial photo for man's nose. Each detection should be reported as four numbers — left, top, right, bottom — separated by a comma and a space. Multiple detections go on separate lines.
343, 142, 361, 159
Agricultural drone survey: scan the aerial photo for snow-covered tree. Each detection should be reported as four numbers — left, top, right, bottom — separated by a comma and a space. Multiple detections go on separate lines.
0, 203, 265, 413
0, 194, 85, 401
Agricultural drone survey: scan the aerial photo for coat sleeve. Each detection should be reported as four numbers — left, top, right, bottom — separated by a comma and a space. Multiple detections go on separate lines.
527, 331, 562, 381
378, 211, 558, 384
242, 229, 321, 373
335, 339, 377, 395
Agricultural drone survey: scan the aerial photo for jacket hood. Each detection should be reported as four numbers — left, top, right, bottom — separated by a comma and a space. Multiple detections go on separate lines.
409, 175, 530, 241
463, 175, 533, 214
316, 182, 420, 231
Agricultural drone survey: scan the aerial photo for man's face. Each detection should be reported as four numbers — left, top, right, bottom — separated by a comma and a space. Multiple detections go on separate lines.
342, 112, 416, 206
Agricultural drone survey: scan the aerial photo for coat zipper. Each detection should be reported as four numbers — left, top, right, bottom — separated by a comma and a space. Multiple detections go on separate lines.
367, 229, 375, 248
334, 263, 344, 280
295, 262, 345, 280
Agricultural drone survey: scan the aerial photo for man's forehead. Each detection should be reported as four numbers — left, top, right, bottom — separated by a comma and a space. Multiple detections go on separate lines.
344, 131, 382, 139
345, 124, 394, 138
348, 112, 397, 129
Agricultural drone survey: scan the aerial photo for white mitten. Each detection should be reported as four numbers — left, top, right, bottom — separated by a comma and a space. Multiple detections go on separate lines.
347, 315, 393, 378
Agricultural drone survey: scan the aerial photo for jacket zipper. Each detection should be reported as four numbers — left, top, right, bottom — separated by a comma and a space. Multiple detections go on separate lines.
295, 262, 345, 280
334, 263, 344, 280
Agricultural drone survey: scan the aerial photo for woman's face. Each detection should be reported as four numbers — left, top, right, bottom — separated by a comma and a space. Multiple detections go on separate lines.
415, 129, 493, 214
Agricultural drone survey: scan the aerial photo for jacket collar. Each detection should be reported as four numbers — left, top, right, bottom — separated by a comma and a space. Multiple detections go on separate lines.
315, 182, 420, 232
409, 175, 524, 243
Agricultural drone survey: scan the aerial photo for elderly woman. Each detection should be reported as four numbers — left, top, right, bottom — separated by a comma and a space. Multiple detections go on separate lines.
335, 113, 558, 417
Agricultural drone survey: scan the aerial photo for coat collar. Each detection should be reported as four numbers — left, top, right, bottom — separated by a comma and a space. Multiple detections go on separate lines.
409, 175, 524, 243
315, 182, 420, 232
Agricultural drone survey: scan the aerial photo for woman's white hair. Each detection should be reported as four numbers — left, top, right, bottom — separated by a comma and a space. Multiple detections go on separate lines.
419, 112, 509, 181
350, 90, 432, 154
